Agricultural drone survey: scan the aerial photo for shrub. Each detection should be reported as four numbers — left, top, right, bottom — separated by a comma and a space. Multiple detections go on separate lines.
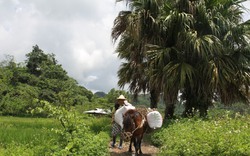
35, 101, 110, 156
152, 112, 250, 155
88, 116, 112, 134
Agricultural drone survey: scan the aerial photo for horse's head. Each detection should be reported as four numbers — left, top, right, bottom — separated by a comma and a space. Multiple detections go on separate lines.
122, 109, 146, 142
122, 109, 136, 141
123, 110, 136, 132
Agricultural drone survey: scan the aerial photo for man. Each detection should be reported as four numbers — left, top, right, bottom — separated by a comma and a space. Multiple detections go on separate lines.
111, 95, 126, 149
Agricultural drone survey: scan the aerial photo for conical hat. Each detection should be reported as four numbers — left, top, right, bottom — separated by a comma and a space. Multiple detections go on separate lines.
117, 95, 126, 100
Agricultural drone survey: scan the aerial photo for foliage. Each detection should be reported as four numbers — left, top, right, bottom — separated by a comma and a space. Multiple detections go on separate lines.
0, 84, 39, 116
152, 109, 250, 155
34, 101, 110, 156
113, 0, 250, 118
0, 46, 93, 116
0, 143, 34, 156
81, 88, 131, 113
25, 45, 56, 76
87, 116, 112, 134
0, 110, 112, 156
105, 88, 130, 103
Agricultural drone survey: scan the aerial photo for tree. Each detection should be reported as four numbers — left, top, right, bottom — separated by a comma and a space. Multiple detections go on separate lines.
149, 0, 250, 117
112, 0, 163, 108
105, 88, 128, 103
26, 45, 56, 76
0, 46, 93, 116
113, 0, 250, 118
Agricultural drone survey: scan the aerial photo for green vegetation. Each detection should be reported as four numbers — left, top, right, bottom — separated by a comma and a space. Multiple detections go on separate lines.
0, 45, 128, 155
1, 0, 250, 154
32, 101, 110, 156
152, 109, 250, 155
3, 103, 250, 156
0, 116, 60, 155
0, 45, 93, 116
0, 106, 112, 156
113, 0, 250, 119
0, 116, 59, 144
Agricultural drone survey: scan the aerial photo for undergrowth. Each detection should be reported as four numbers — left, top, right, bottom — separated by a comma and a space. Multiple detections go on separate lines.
152, 109, 250, 156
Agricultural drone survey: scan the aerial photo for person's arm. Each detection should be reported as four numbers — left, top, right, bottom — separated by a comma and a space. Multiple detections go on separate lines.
112, 102, 119, 123
115, 102, 120, 111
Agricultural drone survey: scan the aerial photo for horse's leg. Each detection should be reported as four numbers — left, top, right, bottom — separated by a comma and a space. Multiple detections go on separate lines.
138, 135, 143, 154
136, 137, 140, 156
134, 137, 141, 155
133, 134, 143, 155
128, 137, 133, 152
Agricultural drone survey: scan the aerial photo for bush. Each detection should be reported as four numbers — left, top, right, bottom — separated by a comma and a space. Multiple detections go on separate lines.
152, 112, 250, 155
35, 101, 110, 156
88, 116, 112, 134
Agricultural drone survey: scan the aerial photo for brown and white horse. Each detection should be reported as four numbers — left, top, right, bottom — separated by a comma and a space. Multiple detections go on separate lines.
122, 109, 148, 155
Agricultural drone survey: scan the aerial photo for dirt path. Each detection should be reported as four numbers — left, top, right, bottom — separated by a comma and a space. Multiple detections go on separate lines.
109, 139, 159, 156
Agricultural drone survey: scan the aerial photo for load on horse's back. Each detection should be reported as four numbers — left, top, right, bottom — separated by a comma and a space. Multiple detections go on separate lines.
112, 98, 163, 155
122, 109, 148, 155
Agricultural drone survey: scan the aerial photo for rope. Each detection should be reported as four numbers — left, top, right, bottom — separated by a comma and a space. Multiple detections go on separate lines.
122, 111, 146, 142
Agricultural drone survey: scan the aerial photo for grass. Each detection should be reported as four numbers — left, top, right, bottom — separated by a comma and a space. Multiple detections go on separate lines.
2, 105, 250, 156
0, 116, 60, 155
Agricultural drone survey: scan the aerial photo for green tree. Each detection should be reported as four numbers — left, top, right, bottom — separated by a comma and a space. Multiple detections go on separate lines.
105, 88, 128, 104
112, 0, 163, 108
26, 45, 56, 76
149, 0, 250, 117
114, 0, 250, 118
0, 46, 93, 116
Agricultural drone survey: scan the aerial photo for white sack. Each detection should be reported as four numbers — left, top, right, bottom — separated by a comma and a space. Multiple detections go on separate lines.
124, 100, 132, 106
147, 111, 163, 129
114, 105, 135, 128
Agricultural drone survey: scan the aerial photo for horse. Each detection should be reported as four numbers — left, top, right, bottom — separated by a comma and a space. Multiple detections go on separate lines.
122, 109, 148, 155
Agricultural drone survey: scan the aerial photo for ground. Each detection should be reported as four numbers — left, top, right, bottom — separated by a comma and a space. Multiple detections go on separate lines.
109, 134, 159, 156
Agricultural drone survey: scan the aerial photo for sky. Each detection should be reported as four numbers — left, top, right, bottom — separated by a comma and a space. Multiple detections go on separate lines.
0, 0, 250, 93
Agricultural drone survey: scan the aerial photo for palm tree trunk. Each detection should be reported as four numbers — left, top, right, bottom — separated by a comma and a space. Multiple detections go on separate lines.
182, 86, 196, 117
164, 102, 175, 119
197, 91, 211, 117
183, 85, 212, 117
149, 89, 160, 109
163, 90, 178, 119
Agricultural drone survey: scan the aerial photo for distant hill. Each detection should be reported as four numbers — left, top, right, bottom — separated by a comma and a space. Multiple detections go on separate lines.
94, 91, 106, 97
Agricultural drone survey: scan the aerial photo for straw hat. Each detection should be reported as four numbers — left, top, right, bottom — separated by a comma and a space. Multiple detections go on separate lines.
117, 95, 126, 100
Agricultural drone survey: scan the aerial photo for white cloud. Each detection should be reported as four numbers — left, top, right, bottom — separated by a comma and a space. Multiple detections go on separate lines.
242, 1, 250, 21
0, 0, 126, 93
84, 75, 98, 83
2, 0, 247, 94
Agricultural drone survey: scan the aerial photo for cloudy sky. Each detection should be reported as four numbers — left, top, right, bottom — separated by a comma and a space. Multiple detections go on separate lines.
0, 0, 250, 93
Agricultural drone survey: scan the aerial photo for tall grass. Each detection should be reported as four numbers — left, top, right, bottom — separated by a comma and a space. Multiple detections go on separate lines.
0, 116, 60, 155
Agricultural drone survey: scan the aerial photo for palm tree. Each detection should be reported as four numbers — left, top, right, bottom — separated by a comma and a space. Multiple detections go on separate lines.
112, 0, 163, 108
148, 0, 250, 117
113, 0, 250, 118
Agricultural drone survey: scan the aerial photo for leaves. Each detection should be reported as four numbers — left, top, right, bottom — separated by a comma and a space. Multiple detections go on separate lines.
0, 46, 93, 116
113, 0, 250, 116
152, 110, 250, 155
